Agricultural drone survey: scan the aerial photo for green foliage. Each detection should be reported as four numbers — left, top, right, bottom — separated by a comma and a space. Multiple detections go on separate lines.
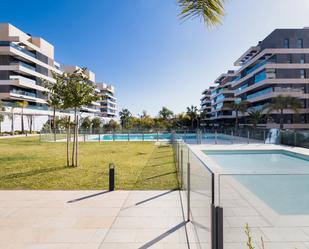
81, 117, 92, 130
158, 107, 174, 120
104, 119, 120, 131
265, 95, 302, 129
91, 117, 102, 131
178, 0, 225, 27
248, 109, 264, 128
119, 108, 132, 128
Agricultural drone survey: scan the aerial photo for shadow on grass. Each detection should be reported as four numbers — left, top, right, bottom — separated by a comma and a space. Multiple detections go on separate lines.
145, 171, 177, 181
0, 165, 68, 180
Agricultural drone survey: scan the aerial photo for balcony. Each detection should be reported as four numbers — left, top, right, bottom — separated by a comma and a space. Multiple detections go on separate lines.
10, 75, 36, 85
10, 42, 36, 58
274, 87, 304, 93
11, 61, 36, 71
10, 88, 37, 98
245, 87, 272, 100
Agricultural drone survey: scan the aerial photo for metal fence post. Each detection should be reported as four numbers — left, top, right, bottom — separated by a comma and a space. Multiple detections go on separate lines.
157, 131, 159, 141
128, 132, 130, 141
187, 162, 190, 221
294, 131, 297, 146
84, 132, 86, 142
142, 132, 144, 141
99, 133, 101, 142
113, 132, 115, 141
263, 130, 266, 143
247, 131, 250, 144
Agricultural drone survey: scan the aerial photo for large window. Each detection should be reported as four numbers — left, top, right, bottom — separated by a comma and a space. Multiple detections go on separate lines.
284, 39, 289, 48
300, 69, 306, 79
297, 39, 303, 48
300, 54, 305, 64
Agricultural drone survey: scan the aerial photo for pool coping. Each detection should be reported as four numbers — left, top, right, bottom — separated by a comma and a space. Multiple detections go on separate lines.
188, 143, 309, 227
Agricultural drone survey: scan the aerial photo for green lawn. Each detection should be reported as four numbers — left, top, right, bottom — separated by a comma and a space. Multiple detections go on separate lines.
0, 137, 178, 190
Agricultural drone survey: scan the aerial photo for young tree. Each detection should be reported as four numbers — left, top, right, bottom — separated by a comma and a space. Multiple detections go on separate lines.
265, 95, 301, 129
119, 108, 132, 129
178, 0, 225, 27
186, 105, 199, 129
91, 117, 102, 133
60, 68, 99, 167
57, 116, 72, 167
16, 100, 28, 134
248, 109, 264, 129
225, 100, 249, 129
81, 117, 92, 133
43, 72, 64, 141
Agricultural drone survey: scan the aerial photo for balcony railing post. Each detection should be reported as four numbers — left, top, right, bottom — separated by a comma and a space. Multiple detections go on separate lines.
187, 162, 190, 221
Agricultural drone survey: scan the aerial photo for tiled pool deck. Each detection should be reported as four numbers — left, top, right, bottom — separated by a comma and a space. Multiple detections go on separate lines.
190, 144, 309, 249
0, 190, 197, 249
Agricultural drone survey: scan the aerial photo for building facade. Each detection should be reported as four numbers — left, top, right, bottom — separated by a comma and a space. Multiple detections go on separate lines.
96, 83, 117, 120
201, 28, 309, 129
0, 23, 117, 132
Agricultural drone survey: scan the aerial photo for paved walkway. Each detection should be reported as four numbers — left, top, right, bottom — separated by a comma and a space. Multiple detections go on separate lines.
0, 190, 196, 249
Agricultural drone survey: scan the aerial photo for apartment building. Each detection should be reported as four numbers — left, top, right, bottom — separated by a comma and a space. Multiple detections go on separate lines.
0, 23, 117, 132
96, 83, 117, 121
201, 28, 309, 129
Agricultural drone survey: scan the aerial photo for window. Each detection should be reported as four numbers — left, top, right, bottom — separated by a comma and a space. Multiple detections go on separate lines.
300, 54, 305, 64
300, 69, 305, 79
297, 39, 303, 48
284, 39, 289, 48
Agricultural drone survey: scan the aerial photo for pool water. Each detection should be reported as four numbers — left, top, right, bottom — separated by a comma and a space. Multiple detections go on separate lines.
87, 133, 234, 143
204, 150, 309, 215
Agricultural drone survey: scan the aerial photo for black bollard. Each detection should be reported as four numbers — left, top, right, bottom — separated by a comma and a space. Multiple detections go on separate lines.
109, 163, 115, 191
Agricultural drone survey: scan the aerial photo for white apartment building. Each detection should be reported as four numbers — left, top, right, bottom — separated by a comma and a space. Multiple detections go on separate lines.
0, 23, 117, 132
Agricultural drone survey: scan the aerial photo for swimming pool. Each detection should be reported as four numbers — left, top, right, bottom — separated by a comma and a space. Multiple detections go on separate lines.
204, 150, 309, 215
86, 133, 235, 143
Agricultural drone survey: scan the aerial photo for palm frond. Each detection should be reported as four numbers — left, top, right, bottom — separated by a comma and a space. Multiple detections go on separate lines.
178, 0, 225, 27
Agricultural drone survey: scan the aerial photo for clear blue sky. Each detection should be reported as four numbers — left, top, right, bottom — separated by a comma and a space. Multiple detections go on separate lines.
1, 0, 309, 116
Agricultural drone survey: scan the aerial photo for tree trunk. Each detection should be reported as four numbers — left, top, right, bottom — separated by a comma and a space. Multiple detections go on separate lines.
53, 108, 56, 142
75, 115, 79, 167
72, 108, 77, 167
66, 116, 70, 167
0, 121, 1, 133
21, 108, 24, 134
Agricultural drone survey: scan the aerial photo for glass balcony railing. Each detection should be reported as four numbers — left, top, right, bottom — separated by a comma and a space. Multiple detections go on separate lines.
11, 61, 36, 71
10, 43, 36, 58
254, 70, 267, 83
10, 89, 37, 98
10, 75, 36, 85
246, 60, 268, 75
235, 83, 248, 94
246, 87, 272, 100
216, 94, 225, 102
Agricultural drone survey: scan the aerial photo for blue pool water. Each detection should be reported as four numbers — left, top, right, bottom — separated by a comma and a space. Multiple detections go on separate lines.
204, 150, 309, 215
87, 133, 234, 144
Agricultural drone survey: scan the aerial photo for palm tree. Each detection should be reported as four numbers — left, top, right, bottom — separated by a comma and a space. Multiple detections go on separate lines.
265, 95, 301, 129
248, 109, 264, 129
16, 100, 28, 134
186, 105, 199, 129
178, 0, 225, 27
225, 100, 249, 128
119, 108, 132, 128
158, 107, 174, 120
